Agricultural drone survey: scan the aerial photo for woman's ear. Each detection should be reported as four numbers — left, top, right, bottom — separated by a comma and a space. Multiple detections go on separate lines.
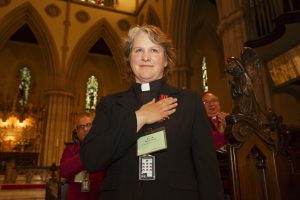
72, 129, 80, 144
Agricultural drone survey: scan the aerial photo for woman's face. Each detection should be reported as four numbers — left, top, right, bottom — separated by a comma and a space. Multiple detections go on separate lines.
130, 32, 168, 83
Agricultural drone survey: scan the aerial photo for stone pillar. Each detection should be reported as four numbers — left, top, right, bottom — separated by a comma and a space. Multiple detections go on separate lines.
216, 0, 246, 59
170, 65, 192, 89
41, 90, 74, 166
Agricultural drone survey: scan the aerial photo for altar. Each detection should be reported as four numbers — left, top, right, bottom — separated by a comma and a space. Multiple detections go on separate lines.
0, 152, 39, 168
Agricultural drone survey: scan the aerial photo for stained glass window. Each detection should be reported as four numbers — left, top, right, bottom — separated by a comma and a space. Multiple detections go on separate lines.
85, 75, 98, 112
18, 67, 31, 106
202, 56, 208, 92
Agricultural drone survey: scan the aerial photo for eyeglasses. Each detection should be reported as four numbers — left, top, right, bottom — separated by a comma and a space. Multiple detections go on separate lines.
77, 123, 92, 130
203, 99, 219, 105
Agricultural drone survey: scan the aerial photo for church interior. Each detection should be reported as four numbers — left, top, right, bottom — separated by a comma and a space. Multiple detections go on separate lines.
0, 0, 299, 199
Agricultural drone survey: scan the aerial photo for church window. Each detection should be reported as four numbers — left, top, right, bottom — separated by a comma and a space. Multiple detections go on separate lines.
85, 75, 98, 112
18, 67, 31, 106
201, 56, 209, 92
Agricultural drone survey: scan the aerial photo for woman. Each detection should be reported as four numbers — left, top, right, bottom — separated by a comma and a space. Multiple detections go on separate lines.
60, 114, 106, 200
80, 25, 224, 200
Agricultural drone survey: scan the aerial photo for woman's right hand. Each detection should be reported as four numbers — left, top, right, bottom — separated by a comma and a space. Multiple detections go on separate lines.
135, 97, 178, 132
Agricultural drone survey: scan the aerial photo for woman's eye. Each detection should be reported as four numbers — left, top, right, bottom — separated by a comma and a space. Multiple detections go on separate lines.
134, 48, 143, 53
151, 48, 159, 53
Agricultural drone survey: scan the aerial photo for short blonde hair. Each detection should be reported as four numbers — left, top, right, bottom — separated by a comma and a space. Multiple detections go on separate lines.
123, 24, 176, 82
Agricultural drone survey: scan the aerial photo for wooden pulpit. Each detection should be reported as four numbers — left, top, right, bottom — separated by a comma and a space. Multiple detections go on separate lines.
224, 47, 290, 200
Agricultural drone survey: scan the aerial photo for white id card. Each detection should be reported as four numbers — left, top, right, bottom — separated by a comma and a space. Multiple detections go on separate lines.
139, 154, 155, 181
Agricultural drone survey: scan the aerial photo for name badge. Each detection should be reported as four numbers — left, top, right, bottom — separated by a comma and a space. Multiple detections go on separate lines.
139, 154, 155, 181
81, 173, 90, 192
74, 171, 85, 183
137, 127, 167, 156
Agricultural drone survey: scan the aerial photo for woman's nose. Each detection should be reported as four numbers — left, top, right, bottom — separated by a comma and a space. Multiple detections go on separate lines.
142, 52, 151, 61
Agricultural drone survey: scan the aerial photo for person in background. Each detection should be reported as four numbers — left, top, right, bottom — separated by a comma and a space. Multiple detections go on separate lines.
59, 114, 106, 200
201, 92, 229, 149
80, 24, 224, 200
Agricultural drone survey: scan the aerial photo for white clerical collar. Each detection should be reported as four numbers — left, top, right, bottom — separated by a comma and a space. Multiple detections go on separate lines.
141, 83, 150, 91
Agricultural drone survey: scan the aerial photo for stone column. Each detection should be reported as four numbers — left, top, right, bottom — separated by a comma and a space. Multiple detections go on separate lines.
170, 65, 192, 89
41, 90, 74, 166
168, 0, 193, 88
216, 0, 246, 59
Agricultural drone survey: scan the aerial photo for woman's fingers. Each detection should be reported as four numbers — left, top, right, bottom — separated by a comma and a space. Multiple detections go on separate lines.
159, 97, 177, 110
137, 97, 178, 125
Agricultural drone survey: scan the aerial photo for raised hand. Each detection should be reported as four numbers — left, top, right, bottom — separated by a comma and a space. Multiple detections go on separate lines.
216, 112, 229, 134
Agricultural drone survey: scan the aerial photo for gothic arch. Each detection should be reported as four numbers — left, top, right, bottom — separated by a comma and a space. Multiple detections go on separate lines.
0, 2, 58, 88
67, 18, 124, 91
146, 6, 162, 28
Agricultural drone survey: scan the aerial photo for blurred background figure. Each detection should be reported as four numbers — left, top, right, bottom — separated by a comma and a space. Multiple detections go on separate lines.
202, 92, 229, 150
59, 114, 105, 200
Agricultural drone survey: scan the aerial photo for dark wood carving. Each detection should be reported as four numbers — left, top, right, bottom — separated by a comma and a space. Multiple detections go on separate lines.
225, 47, 290, 200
